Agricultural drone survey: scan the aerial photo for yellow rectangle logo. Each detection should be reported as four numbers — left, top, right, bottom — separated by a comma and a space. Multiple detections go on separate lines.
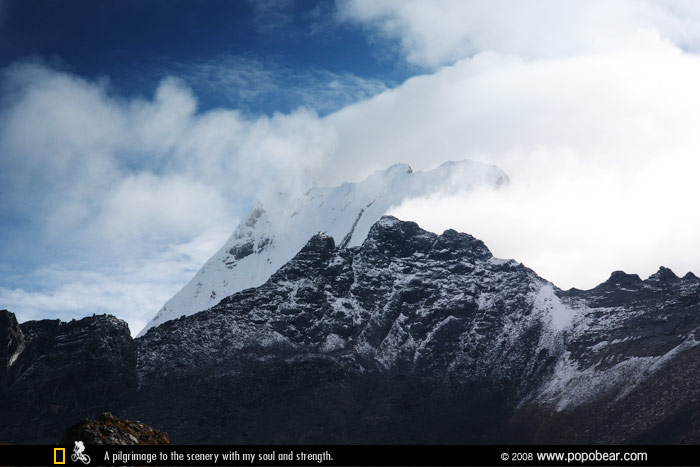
54, 447, 66, 464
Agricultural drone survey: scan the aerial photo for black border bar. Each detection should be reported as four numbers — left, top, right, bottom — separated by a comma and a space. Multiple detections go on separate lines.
0, 444, 695, 466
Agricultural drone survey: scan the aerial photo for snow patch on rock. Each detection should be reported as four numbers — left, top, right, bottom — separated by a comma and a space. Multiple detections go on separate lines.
533, 284, 578, 332
537, 335, 700, 411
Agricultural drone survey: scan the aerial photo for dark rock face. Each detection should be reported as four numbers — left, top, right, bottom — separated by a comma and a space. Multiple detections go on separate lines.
3, 216, 700, 444
0, 315, 137, 443
60, 412, 169, 445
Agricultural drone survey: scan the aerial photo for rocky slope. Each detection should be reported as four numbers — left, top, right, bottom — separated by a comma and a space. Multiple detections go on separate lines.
2, 217, 700, 443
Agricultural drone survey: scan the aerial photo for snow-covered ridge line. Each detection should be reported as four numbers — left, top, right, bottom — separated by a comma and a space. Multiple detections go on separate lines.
138, 160, 508, 335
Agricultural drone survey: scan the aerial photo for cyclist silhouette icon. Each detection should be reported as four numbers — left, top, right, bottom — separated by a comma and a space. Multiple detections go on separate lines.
71, 441, 91, 464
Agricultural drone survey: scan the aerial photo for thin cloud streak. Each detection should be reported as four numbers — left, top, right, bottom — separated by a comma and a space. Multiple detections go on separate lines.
170, 54, 388, 115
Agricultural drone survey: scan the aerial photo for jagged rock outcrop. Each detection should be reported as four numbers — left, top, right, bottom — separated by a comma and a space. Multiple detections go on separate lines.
60, 412, 169, 445
2, 217, 700, 444
131, 217, 551, 442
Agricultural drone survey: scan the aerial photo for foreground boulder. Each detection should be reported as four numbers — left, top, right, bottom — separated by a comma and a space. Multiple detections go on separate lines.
60, 412, 169, 445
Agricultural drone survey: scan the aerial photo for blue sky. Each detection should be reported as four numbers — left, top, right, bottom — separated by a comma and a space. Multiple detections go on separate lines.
4, 0, 700, 335
0, 0, 411, 114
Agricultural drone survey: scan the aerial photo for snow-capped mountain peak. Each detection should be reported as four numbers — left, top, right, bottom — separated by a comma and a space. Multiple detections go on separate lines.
138, 160, 508, 336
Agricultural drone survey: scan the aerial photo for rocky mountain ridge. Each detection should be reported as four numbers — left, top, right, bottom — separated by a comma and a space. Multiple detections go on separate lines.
3, 216, 700, 443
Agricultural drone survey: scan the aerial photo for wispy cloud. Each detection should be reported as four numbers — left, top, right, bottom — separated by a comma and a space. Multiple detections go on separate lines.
247, 0, 340, 41
248, 0, 296, 35
170, 54, 388, 115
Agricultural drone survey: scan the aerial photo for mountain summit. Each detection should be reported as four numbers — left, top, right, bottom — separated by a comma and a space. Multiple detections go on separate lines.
139, 160, 508, 335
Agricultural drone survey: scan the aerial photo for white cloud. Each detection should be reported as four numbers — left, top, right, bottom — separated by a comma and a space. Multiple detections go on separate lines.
0, 61, 332, 247
89, 174, 226, 246
321, 47, 700, 182
0, 61, 336, 334
338, 0, 700, 67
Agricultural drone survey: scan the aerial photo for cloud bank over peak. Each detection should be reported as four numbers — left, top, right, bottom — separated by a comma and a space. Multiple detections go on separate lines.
328, 1, 700, 289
